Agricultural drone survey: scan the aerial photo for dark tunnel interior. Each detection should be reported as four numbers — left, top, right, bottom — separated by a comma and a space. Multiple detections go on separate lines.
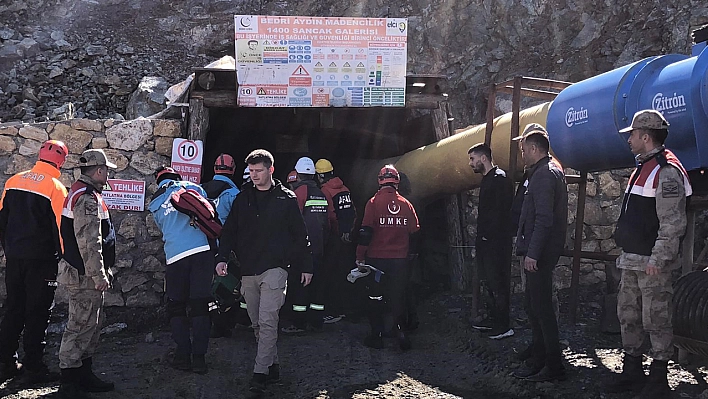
201, 106, 455, 291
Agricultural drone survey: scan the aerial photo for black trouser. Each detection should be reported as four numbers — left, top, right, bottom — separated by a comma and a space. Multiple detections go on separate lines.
477, 239, 512, 329
287, 254, 325, 329
165, 250, 214, 356
322, 235, 356, 317
0, 258, 58, 369
365, 258, 409, 335
524, 253, 563, 370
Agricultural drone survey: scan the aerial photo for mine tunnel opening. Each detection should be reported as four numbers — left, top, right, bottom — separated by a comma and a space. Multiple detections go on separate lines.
201, 104, 454, 298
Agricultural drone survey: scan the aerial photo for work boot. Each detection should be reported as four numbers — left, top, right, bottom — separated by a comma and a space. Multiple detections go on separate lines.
59, 368, 90, 399
248, 373, 267, 398
24, 363, 60, 384
267, 363, 280, 383
79, 357, 115, 392
172, 352, 192, 371
636, 360, 670, 399
606, 354, 647, 393
192, 354, 208, 375
0, 360, 23, 381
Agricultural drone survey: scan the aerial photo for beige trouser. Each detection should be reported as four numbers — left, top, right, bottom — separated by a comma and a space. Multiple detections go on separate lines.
58, 284, 104, 369
241, 267, 288, 374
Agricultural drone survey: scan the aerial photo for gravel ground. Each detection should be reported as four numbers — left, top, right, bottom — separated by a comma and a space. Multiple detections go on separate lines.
1, 287, 707, 399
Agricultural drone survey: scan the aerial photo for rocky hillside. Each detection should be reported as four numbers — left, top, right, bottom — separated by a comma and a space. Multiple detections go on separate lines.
1, 0, 707, 126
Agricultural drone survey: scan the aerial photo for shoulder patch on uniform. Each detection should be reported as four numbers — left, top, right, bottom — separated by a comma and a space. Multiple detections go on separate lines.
495, 168, 506, 177
661, 180, 679, 198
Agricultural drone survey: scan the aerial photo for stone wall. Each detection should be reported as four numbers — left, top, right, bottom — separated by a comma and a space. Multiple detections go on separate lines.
464, 168, 705, 296
0, 118, 183, 307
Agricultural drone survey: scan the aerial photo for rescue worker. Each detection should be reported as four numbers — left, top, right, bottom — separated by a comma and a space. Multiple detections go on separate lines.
282, 157, 329, 333
512, 125, 568, 382
0, 140, 68, 383
202, 154, 242, 339
608, 110, 692, 398
57, 149, 117, 397
315, 158, 356, 324
468, 143, 514, 340
148, 166, 214, 374
356, 164, 420, 350
286, 170, 297, 190
215, 149, 312, 398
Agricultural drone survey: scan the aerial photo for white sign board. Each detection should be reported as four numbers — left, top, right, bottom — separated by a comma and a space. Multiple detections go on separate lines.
171, 139, 204, 184
103, 179, 146, 211
234, 15, 408, 107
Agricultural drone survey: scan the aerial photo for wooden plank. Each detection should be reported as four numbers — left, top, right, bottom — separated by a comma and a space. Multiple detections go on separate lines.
192, 90, 237, 108
484, 84, 496, 146
432, 102, 467, 293
497, 87, 562, 101
188, 98, 209, 141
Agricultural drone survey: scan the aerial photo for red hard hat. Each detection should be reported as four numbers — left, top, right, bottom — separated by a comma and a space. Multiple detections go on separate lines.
39, 140, 68, 168
287, 170, 298, 183
155, 166, 181, 183
214, 153, 236, 175
378, 164, 400, 185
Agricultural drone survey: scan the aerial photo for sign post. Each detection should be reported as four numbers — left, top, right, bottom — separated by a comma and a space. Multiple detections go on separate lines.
171, 139, 204, 184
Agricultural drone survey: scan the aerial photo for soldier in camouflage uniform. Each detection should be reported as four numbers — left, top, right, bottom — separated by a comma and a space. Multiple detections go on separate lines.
608, 110, 692, 398
57, 149, 118, 398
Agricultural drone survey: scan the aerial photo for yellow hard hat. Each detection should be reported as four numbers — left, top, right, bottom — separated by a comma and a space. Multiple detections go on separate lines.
315, 159, 334, 173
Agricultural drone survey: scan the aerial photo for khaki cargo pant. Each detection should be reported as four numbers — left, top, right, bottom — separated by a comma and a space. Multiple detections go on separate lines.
617, 268, 674, 361
58, 284, 104, 369
241, 267, 288, 375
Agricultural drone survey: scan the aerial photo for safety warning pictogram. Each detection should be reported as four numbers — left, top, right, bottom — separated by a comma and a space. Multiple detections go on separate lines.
292, 65, 310, 76
257, 88, 266, 95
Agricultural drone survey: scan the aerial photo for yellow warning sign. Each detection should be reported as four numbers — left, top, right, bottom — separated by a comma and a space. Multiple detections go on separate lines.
329, 62, 337, 67
292, 65, 310, 75
343, 62, 351, 67
315, 62, 323, 67
257, 88, 266, 95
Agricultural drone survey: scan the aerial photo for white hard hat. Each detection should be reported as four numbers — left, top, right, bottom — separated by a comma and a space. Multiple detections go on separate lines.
243, 166, 251, 183
295, 157, 315, 174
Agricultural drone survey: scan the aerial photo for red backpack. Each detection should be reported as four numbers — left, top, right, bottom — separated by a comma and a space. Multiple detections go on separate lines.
169, 187, 222, 239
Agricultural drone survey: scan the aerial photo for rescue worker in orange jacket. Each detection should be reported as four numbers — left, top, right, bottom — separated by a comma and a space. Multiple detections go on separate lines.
0, 140, 68, 383
356, 165, 420, 350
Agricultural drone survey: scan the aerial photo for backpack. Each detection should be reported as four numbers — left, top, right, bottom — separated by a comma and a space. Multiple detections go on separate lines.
169, 187, 222, 239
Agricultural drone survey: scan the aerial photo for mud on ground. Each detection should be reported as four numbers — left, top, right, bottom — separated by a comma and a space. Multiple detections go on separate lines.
1, 288, 707, 399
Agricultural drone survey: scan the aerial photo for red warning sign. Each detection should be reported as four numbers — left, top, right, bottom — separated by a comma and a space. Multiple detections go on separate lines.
312, 87, 329, 107
289, 65, 311, 86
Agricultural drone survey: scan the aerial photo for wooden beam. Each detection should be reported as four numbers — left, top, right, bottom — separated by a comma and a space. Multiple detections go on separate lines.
188, 98, 209, 142
405, 93, 448, 109
497, 87, 562, 101
484, 84, 496, 147
432, 102, 467, 293
192, 90, 237, 108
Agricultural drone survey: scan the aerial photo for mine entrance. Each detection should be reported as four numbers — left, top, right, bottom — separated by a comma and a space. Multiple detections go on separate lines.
188, 70, 463, 293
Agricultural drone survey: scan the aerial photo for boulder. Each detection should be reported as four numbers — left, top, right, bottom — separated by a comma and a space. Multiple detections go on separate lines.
118, 273, 149, 293
146, 214, 161, 237
129, 152, 169, 175
104, 290, 125, 307
102, 149, 129, 172
18, 139, 42, 156
85, 45, 108, 56
18, 125, 48, 142
50, 124, 92, 154
0, 44, 22, 67
5, 154, 33, 175
91, 137, 108, 149
0, 126, 19, 136
125, 290, 160, 307
70, 119, 103, 132
0, 136, 17, 154
17, 38, 40, 57
105, 119, 152, 151
138, 255, 164, 272
118, 214, 142, 239
153, 120, 181, 137
154, 137, 173, 156
125, 77, 169, 119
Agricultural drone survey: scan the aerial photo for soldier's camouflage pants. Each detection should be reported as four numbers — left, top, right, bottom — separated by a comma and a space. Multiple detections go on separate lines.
58, 286, 104, 369
617, 268, 674, 361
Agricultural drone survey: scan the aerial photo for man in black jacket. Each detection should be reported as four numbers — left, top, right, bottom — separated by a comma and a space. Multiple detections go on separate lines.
513, 125, 568, 382
468, 143, 514, 340
215, 149, 312, 398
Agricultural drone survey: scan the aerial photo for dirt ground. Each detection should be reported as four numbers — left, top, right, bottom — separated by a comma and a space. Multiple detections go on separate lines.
1, 288, 708, 399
